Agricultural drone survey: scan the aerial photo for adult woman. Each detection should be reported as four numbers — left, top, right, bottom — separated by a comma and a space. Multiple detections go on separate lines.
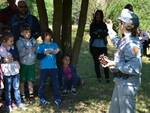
89, 10, 109, 83
100, 9, 142, 113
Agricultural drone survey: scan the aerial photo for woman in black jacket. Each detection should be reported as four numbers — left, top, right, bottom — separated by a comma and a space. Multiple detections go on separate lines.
89, 10, 109, 83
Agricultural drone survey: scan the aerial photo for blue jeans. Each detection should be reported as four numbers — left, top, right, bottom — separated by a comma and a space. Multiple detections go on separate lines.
4, 74, 21, 106
63, 75, 79, 90
38, 69, 61, 100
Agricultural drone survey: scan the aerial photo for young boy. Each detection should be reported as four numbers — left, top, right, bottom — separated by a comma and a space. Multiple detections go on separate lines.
16, 24, 36, 103
37, 29, 62, 107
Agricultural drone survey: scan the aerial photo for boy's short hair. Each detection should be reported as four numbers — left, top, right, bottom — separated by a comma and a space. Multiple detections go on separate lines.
20, 23, 31, 33
41, 28, 53, 41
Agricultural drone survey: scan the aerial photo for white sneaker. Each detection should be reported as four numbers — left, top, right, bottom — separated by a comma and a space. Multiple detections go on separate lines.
18, 103, 27, 110
6, 105, 13, 113
71, 87, 77, 95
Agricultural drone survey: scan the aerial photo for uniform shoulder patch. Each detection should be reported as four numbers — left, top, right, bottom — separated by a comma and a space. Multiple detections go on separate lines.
132, 47, 139, 55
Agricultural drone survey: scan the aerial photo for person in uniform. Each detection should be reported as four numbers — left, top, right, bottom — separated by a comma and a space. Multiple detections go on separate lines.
99, 9, 142, 113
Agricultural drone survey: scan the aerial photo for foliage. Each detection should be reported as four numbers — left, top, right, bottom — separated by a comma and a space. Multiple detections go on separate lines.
28, 0, 39, 18
105, 0, 150, 31
0, 0, 8, 9
45, 0, 53, 24
72, 0, 81, 24
72, 0, 103, 25
28, 0, 53, 24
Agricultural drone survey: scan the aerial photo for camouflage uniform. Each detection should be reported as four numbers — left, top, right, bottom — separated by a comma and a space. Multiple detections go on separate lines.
108, 9, 142, 113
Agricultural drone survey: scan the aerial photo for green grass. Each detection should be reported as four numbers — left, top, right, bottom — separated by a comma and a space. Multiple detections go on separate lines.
5, 33, 150, 113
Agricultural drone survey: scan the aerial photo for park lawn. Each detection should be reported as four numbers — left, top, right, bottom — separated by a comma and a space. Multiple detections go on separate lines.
8, 32, 150, 113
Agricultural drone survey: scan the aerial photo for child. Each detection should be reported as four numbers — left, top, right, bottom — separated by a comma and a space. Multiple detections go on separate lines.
59, 54, 81, 95
37, 29, 62, 107
16, 24, 36, 103
0, 33, 25, 112
0, 35, 4, 108
0, 59, 4, 108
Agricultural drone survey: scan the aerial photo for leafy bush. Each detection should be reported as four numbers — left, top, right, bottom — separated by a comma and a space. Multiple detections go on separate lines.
105, 0, 150, 31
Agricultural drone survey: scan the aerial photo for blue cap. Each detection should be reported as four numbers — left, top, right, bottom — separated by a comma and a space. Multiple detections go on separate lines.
118, 9, 139, 27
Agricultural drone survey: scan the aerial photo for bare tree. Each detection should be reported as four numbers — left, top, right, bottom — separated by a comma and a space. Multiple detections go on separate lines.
72, 0, 89, 65
36, 0, 48, 31
53, 0, 62, 46
61, 0, 72, 54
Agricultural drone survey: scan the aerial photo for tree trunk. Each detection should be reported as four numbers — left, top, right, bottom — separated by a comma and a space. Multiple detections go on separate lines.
72, 0, 89, 65
61, 0, 72, 54
36, 0, 48, 31
53, 0, 62, 47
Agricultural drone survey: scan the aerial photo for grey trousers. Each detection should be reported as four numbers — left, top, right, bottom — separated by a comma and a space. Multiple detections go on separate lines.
109, 83, 139, 113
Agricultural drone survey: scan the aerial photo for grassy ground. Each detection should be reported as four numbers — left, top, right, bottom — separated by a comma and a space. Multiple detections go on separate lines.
2, 32, 150, 113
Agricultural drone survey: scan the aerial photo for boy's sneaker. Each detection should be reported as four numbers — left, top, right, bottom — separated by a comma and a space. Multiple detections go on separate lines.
5, 105, 13, 113
71, 87, 77, 95
29, 97, 35, 104
40, 98, 50, 106
62, 89, 68, 96
54, 99, 61, 108
29, 94, 35, 104
21, 95, 27, 103
11, 102, 17, 110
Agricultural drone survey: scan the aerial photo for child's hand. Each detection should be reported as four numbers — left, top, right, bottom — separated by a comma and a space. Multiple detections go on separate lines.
51, 49, 60, 54
4, 56, 13, 63
44, 50, 51, 55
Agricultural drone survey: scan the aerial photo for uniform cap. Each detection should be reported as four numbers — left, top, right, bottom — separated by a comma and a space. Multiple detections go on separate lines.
118, 9, 139, 27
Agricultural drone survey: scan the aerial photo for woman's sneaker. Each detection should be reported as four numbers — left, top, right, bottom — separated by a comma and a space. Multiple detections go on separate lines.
40, 98, 50, 106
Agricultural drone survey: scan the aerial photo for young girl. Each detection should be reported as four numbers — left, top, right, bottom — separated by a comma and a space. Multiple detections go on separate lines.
59, 54, 81, 95
16, 24, 36, 103
37, 29, 61, 107
0, 59, 4, 108
0, 33, 25, 112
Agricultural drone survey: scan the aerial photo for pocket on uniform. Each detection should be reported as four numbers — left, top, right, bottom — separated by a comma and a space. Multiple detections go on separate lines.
123, 85, 139, 97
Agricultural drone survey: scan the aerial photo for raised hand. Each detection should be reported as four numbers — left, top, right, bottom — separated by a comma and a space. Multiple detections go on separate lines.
105, 19, 113, 29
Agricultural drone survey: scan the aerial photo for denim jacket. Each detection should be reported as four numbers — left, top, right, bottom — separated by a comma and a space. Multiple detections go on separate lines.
16, 36, 36, 65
